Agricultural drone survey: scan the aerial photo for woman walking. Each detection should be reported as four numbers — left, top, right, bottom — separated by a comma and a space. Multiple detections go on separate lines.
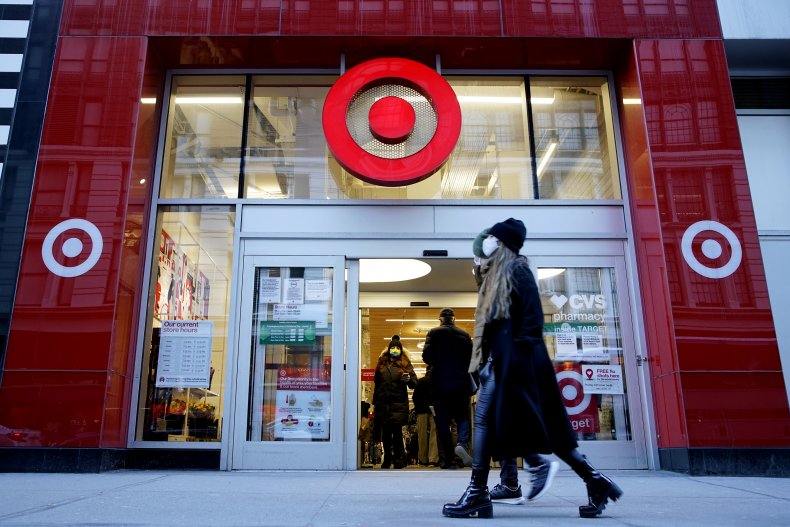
373, 335, 418, 469
442, 218, 622, 519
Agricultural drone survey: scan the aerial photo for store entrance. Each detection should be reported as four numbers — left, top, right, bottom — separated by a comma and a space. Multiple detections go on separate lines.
228, 247, 650, 470
354, 256, 651, 471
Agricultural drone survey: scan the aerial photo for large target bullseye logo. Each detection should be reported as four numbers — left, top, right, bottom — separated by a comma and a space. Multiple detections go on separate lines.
681, 220, 742, 279
555, 370, 591, 416
41, 219, 103, 278
322, 58, 462, 187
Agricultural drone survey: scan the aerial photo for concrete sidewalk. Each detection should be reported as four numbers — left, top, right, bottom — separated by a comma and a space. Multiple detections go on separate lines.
0, 469, 788, 526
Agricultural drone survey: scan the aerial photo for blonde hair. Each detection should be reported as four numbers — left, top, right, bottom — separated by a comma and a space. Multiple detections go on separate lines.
479, 244, 522, 323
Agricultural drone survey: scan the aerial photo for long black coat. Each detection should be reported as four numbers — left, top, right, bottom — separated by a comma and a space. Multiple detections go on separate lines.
373, 355, 417, 425
483, 258, 578, 459
422, 323, 473, 394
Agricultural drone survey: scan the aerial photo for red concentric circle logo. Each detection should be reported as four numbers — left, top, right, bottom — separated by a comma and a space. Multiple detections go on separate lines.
322, 58, 462, 187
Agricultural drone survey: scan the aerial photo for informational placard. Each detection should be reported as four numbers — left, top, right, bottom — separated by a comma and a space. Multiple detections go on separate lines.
360, 368, 375, 382
283, 278, 305, 304
272, 303, 329, 328
580, 333, 610, 362
156, 320, 213, 388
275, 367, 331, 440
259, 277, 281, 304
259, 321, 316, 345
555, 332, 579, 360
582, 365, 624, 394
305, 279, 332, 301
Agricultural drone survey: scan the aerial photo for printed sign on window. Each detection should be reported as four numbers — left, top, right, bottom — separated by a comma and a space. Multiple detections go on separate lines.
582, 365, 624, 394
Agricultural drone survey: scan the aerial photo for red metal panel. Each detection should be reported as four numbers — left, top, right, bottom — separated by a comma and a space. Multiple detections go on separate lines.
615, 44, 686, 448
1, 36, 148, 444
0, 371, 106, 447
635, 38, 790, 446
502, 0, 721, 38
60, 1, 720, 39
280, 0, 501, 36
682, 372, 790, 447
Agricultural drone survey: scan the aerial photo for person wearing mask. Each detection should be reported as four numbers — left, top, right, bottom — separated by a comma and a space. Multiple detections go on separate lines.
443, 218, 622, 519
412, 371, 440, 467
472, 229, 559, 505
422, 308, 474, 469
373, 335, 418, 469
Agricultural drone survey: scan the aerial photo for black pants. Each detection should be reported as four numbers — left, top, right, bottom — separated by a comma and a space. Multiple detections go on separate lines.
381, 423, 404, 465
473, 361, 588, 484
433, 390, 471, 462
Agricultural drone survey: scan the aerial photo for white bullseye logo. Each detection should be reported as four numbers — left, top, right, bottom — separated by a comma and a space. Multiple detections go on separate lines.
681, 220, 742, 279
555, 370, 591, 416
41, 219, 103, 278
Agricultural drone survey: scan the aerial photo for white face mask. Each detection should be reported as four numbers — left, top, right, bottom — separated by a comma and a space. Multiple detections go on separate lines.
482, 236, 500, 257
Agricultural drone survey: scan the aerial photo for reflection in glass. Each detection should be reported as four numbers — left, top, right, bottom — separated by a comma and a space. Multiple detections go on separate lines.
161, 74, 622, 201
539, 267, 631, 441
160, 76, 246, 198
248, 267, 334, 442
530, 77, 621, 199
136, 206, 235, 442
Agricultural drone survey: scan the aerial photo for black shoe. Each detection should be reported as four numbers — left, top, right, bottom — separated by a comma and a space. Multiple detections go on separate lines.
579, 473, 623, 518
525, 460, 559, 501
440, 462, 457, 469
393, 462, 405, 469
380, 463, 391, 469
489, 483, 525, 505
442, 485, 493, 518
454, 445, 473, 467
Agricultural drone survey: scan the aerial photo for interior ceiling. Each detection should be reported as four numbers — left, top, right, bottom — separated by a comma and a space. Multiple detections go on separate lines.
360, 258, 478, 378
359, 258, 477, 293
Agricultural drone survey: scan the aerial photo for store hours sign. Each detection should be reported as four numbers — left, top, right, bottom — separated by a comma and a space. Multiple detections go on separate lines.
156, 320, 213, 388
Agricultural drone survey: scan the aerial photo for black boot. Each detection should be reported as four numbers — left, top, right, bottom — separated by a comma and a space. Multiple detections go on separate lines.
442, 469, 493, 518
559, 450, 623, 518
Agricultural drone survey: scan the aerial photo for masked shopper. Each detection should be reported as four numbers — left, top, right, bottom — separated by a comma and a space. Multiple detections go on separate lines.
373, 335, 418, 469
443, 218, 623, 519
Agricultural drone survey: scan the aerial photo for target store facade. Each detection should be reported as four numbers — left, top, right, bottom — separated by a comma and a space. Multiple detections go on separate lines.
1, 0, 789, 474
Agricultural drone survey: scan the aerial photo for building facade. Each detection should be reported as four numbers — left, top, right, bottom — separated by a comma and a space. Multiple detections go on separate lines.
0, 0, 788, 474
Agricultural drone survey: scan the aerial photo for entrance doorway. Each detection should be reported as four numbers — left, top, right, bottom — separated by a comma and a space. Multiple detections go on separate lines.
229, 252, 649, 470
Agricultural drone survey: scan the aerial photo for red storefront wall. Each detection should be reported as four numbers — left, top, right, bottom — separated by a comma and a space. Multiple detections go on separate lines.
1, 1, 786, 462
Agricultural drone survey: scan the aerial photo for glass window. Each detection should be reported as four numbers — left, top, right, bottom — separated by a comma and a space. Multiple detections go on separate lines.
539, 267, 631, 441
161, 74, 622, 201
160, 76, 247, 198
248, 266, 335, 442
530, 77, 621, 199
136, 206, 235, 442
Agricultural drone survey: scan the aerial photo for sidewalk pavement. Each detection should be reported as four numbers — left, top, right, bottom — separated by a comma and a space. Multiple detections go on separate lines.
1, 469, 789, 526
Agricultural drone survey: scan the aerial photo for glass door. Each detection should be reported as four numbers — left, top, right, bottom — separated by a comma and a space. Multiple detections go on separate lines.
231, 255, 346, 469
533, 256, 648, 469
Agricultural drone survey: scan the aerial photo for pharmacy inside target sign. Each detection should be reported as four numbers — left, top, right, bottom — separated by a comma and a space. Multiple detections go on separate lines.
322, 58, 462, 186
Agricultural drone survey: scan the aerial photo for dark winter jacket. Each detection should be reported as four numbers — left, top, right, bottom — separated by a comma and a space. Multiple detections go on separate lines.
372, 352, 417, 425
422, 322, 473, 395
484, 257, 578, 459
412, 374, 433, 415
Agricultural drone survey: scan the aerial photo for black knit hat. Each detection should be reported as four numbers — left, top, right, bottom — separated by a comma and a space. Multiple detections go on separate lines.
489, 218, 526, 254
388, 335, 403, 350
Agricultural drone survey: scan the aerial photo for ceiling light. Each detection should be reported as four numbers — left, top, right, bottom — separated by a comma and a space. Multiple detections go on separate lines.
140, 98, 157, 104
536, 142, 558, 178
538, 268, 566, 280
457, 96, 523, 104
623, 98, 642, 105
530, 97, 555, 105
175, 96, 244, 104
360, 259, 431, 283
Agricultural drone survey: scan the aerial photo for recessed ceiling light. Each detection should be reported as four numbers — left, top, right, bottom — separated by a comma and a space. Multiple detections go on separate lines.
360, 259, 431, 283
